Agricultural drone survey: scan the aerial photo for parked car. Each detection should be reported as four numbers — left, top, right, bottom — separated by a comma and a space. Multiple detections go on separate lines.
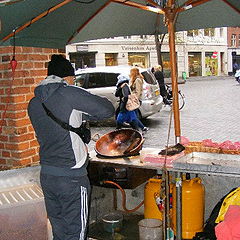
75, 66, 163, 119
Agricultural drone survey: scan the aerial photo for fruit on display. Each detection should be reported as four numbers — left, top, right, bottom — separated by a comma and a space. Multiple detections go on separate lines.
180, 136, 240, 155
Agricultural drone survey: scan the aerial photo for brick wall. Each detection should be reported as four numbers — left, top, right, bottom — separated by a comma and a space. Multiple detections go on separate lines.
0, 46, 63, 169
227, 27, 240, 47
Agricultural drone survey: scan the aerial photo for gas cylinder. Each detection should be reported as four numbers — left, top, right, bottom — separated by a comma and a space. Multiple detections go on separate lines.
144, 178, 163, 220
144, 177, 173, 220
172, 176, 205, 239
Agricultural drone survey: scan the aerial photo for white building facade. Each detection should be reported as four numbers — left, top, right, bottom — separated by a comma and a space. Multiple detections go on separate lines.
66, 27, 228, 78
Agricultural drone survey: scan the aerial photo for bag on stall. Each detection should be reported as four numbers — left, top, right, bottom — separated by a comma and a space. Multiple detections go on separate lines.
126, 93, 140, 111
215, 187, 240, 223
196, 187, 238, 240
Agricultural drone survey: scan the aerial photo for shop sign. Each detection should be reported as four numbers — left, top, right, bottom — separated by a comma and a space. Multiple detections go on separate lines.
121, 45, 156, 51
212, 52, 218, 59
77, 45, 89, 52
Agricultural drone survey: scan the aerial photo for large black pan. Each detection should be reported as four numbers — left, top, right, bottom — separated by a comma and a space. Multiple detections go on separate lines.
94, 129, 144, 158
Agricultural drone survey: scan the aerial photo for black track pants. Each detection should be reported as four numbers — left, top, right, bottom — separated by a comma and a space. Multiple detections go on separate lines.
40, 174, 91, 240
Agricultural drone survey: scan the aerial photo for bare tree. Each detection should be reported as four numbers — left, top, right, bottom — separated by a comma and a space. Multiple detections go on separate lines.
155, 33, 166, 69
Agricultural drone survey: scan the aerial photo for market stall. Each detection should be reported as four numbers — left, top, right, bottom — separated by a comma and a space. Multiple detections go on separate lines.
1, 1, 240, 239
89, 141, 240, 239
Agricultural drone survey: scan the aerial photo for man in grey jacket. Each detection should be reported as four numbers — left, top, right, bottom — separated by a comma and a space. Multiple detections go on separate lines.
28, 55, 115, 240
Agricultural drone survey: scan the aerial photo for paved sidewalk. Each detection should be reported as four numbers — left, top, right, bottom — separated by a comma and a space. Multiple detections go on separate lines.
185, 75, 233, 81
144, 75, 239, 149
89, 75, 238, 151
165, 74, 233, 84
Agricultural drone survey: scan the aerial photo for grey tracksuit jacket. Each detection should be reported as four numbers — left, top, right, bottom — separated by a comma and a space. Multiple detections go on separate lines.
28, 75, 115, 177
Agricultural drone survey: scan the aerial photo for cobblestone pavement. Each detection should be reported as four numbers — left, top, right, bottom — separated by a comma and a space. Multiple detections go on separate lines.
89, 75, 240, 152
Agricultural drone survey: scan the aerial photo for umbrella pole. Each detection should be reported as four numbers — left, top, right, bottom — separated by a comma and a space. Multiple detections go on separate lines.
166, 7, 181, 142
166, 1, 182, 239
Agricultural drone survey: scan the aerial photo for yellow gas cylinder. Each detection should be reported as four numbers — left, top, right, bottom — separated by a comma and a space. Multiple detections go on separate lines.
144, 178, 163, 220
144, 177, 173, 220
172, 176, 205, 239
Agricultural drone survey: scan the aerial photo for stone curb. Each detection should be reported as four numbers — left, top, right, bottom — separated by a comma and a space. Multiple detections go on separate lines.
165, 75, 234, 84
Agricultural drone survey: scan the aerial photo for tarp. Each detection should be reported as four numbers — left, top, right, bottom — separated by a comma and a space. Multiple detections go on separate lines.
0, 0, 239, 49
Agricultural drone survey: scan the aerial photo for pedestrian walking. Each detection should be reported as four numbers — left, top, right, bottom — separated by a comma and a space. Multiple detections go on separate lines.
115, 74, 139, 130
28, 54, 115, 240
151, 65, 169, 104
233, 61, 240, 74
129, 67, 149, 132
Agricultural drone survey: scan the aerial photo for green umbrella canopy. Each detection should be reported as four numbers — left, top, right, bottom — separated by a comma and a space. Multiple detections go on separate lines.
0, 0, 239, 49
0, 0, 239, 140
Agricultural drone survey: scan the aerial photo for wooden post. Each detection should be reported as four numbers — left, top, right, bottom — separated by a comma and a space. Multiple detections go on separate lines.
166, 1, 181, 141
165, 1, 182, 240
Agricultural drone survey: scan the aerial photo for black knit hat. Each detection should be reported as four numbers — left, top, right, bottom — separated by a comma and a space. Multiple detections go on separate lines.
47, 54, 75, 78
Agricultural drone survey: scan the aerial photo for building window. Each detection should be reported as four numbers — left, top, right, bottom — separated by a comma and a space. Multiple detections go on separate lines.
140, 35, 148, 39
69, 52, 96, 69
161, 52, 171, 78
204, 28, 215, 37
105, 53, 118, 66
187, 30, 199, 36
205, 52, 218, 76
128, 53, 149, 68
231, 34, 237, 47
220, 28, 224, 37
188, 52, 202, 77
123, 36, 131, 39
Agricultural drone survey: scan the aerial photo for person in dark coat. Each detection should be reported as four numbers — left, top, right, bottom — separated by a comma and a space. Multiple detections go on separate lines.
233, 61, 240, 74
28, 54, 115, 240
152, 65, 169, 104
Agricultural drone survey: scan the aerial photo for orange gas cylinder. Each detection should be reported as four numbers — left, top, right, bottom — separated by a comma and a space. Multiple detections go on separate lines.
172, 176, 205, 239
144, 177, 173, 220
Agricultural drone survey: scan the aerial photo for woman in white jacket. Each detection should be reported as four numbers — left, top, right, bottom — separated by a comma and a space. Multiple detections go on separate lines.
129, 67, 149, 132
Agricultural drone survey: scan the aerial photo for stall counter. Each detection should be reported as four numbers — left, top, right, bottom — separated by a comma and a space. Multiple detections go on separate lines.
90, 148, 240, 177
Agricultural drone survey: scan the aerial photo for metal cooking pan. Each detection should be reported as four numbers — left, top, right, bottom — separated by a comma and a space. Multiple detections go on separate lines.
94, 129, 144, 158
